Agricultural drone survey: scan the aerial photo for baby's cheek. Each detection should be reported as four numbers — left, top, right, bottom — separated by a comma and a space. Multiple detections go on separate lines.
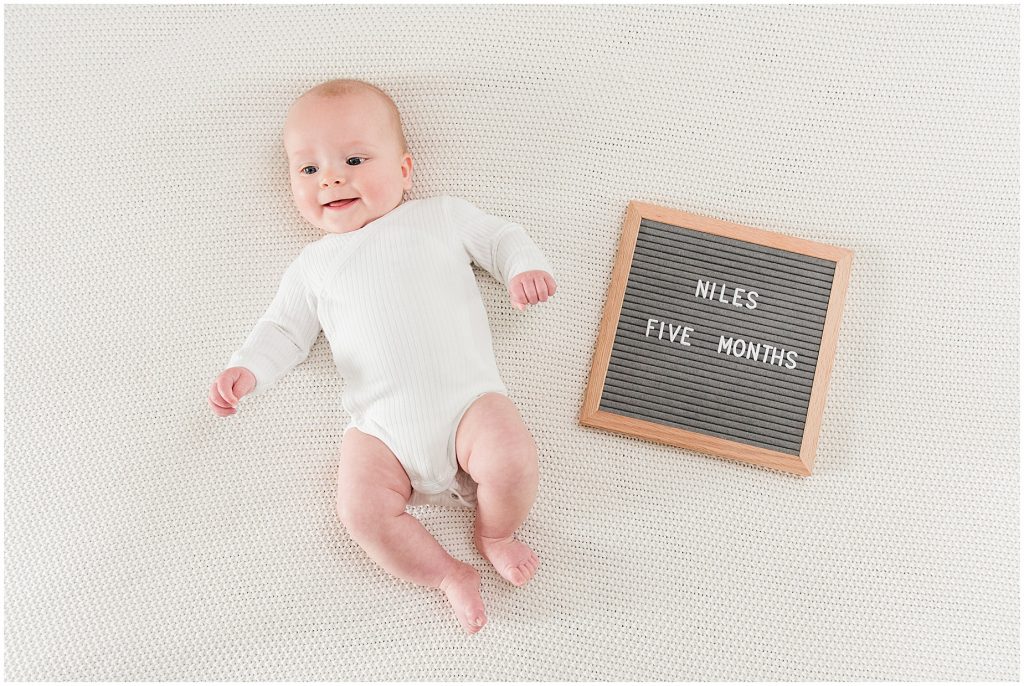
371, 178, 404, 207
295, 201, 321, 229
297, 192, 320, 218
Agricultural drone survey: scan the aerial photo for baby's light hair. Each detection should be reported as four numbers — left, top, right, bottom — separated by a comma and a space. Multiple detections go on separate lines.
298, 78, 410, 155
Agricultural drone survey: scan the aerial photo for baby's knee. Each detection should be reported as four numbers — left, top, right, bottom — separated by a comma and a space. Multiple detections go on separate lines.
336, 480, 407, 536
474, 437, 539, 486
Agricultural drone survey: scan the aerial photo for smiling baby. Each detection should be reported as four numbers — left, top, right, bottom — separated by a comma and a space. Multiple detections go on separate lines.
208, 79, 557, 634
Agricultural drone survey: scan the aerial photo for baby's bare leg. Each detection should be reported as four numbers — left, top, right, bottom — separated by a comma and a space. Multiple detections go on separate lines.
336, 428, 486, 633
455, 394, 541, 587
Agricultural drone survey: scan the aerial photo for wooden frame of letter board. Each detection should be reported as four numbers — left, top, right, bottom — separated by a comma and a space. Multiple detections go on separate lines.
580, 201, 853, 476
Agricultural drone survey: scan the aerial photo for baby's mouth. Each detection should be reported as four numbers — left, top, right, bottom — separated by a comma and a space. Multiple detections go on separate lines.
324, 197, 358, 209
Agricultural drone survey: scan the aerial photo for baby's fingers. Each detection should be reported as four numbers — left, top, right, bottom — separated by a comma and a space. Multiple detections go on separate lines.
509, 273, 557, 311
521, 276, 539, 305
209, 397, 236, 416
209, 383, 232, 406
544, 273, 557, 297
210, 378, 238, 411
209, 381, 237, 415
533, 275, 550, 302
510, 286, 527, 311
216, 375, 240, 405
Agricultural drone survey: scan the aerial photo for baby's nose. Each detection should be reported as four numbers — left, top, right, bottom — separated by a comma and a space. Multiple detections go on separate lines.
321, 176, 345, 187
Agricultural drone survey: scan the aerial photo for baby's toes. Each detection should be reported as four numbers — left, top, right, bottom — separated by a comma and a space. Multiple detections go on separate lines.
458, 611, 487, 634
508, 565, 528, 586
514, 561, 536, 585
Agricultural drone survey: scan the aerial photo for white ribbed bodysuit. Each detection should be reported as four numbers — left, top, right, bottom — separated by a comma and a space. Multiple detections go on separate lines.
228, 195, 554, 505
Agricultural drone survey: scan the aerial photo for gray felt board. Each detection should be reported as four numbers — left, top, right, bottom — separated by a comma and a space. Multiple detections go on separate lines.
599, 219, 837, 456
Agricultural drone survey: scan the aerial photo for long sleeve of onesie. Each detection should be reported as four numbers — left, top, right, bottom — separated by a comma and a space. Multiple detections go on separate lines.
444, 195, 554, 285
227, 256, 321, 397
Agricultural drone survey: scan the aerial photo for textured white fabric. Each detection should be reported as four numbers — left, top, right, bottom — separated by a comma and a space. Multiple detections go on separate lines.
227, 195, 553, 494
4, 4, 1018, 680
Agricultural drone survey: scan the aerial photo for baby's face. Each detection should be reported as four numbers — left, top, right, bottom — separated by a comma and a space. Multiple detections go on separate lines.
283, 92, 412, 235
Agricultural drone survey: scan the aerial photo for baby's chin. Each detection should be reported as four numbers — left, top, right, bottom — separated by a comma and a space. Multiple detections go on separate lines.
301, 197, 405, 234
299, 207, 362, 235
319, 222, 365, 235
316, 214, 372, 235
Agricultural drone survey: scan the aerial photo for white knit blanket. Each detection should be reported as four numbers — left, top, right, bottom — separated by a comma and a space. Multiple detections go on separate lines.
4, 4, 1017, 680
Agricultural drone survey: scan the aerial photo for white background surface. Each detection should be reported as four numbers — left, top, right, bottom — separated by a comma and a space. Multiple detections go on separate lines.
4, 4, 1018, 679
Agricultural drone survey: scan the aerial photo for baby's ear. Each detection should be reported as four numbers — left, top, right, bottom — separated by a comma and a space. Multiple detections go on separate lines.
402, 155, 414, 188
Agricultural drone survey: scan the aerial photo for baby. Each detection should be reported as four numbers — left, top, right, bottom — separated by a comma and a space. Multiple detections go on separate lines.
208, 79, 557, 634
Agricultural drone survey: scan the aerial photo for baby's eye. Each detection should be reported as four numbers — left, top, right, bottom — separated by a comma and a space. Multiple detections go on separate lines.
346, 157, 365, 166
300, 165, 317, 175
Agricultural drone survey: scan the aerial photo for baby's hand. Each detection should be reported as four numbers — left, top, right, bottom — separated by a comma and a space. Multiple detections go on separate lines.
208, 366, 256, 417
508, 270, 557, 311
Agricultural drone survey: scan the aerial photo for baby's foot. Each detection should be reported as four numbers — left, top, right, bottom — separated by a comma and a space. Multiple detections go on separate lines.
439, 563, 487, 634
474, 530, 540, 587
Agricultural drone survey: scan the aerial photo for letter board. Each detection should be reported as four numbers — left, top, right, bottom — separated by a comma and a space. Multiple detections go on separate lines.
581, 201, 853, 476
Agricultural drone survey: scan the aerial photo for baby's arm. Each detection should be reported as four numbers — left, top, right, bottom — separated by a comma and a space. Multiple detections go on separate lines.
444, 195, 557, 308
217, 255, 321, 406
